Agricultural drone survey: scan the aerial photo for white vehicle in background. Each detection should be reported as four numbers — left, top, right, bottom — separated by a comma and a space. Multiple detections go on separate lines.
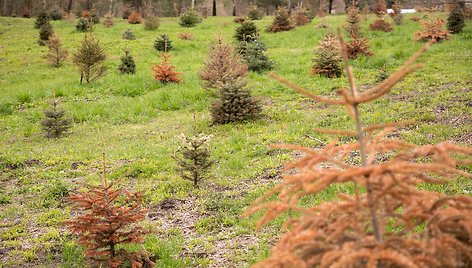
387, 9, 417, 14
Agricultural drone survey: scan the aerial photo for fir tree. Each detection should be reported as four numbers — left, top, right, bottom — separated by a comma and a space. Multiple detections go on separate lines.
38, 22, 54, 46
312, 31, 342, 78
154, 34, 173, 52
41, 98, 72, 138
266, 7, 295, 32
35, 9, 51, 29
345, 3, 361, 37
199, 36, 248, 89
292, 4, 310, 26
118, 50, 136, 74
144, 15, 160, 30
211, 80, 262, 124
73, 34, 107, 84
237, 36, 273, 73
122, 28, 136, 40
173, 119, 214, 188
152, 53, 182, 84
391, 0, 404, 25
248, 6, 263, 20
102, 13, 114, 28
373, 0, 387, 17
45, 34, 68, 68
179, 9, 202, 27
65, 175, 153, 268
76, 17, 93, 32
447, 0, 465, 34
234, 20, 259, 42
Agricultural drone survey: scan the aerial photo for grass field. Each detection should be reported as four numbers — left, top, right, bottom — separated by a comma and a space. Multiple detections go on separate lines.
0, 12, 471, 267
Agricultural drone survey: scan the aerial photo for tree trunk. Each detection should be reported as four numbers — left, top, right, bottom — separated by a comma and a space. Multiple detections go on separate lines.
191, 0, 195, 10
328, 0, 333, 14
288, 0, 292, 14
66, 0, 73, 13
212, 0, 216, 16
232, 0, 236, 16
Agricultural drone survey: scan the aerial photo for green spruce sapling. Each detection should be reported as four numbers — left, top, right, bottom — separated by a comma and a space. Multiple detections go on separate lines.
41, 98, 72, 138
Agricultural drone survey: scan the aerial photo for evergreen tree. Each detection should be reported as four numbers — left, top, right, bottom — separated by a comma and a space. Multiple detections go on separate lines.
234, 20, 259, 42
144, 15, 160, 30
312, 31, 342, 78
35, 9, 51, 29
118, 50, 136, 74
152, 53, 182, 84
237, 36, 273, 73
266, 7, 295, 32
102, 13, 114, 28
76, 17, 93, 32
345, 4, 361, 37
447, 0, 465, 34
391, 0, 404, 25
122, 28, 136, 40
154, 34, 173, 52
179, 9, 202, 27
173, 123, 214, 188
211, 80, 262, 124
41, 98, 72, 138
200, 37, 248, 89
38, 22, 54, 46
45, 34, 68, 68
73, 34, 107, 84
248, 6, 263, 20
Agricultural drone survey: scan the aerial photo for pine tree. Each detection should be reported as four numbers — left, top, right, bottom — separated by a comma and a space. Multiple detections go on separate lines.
144, 15, 160, 30
45, 34, 68, 68
312, 31, 342, 78
248, 5, 263, 20
345, 37, 373, 59
41, 98, 72, 138
152, 53, 182, 84
237, 36, 274, 73
122, 28, 136, 40
373, 0, 387, 17
173, 118, 214, 188
38, 22, 54, 46
102, 13, 114, 28
266, 7, 295, 32
73, 34, 107, 84
154, 34, 173, 52
234, 20, 259, 42
391, 0, 404, 25
292, 4, 310, 26
118, 50, 136, 74
76, 17, 93, 32
345, 3, 361, 37
414, 18, 450, 42
200, 36, 248, 89
35, 9, 51, 29
447, 0, 465, 34
211, 80, 262, 124
179, 9, 202, 27
65, 175, 153, 268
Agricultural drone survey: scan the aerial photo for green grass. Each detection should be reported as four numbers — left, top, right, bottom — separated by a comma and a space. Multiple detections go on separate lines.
0, 13, 471, 267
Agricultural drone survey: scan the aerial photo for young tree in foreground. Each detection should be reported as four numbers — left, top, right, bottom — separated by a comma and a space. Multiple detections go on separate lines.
244, 37, 472, 267
41, 98, 72, 138
65, 173, 153, 268
45, 34, 68, 68
118, 50, 136, 74
199, 36, 248, 89
152, 53, 181, 84
73, 34, 107, 84
173, 117, 214, 188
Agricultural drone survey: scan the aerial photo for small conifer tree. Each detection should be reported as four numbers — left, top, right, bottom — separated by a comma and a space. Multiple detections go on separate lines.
65, 172, 153, 268
447, 0, 465, 34
118, 50, 136, 74
373, 0, 387, 17
73, 34, 107, 84
127, 11, 142, 24
234, 20, 259, 42
266, 7, 295, 32
312, 31, 342, 78
345, 37, 373, 59
38, 22, 54, 46
76, 17, 93, 32
179, 9, 202, 27
345, 3, 361, 37
152, 53, 182, 84
211, 80, 262, 124
154, 34, 173, 52
237, 37, 273, 73
144, 15, 160, 30
35, 9, 51, 29
102, 13, 114, 28
292, 4, 310, 26
370, 17, 393, 32
414, 18, 450, 42
122, 28, 136, 40
248, 6, 263, 20
200, 36, 248, 89
391, 0, 404, 25
41, 98, 72, 138
45, 34, 68, 68
173, 118, 214, 188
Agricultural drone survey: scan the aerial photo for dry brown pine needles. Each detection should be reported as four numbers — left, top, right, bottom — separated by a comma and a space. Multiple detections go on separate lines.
243, 32, 472, 267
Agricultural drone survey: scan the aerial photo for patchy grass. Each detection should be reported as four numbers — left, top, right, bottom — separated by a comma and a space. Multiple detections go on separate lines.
0, 13, 471, 267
